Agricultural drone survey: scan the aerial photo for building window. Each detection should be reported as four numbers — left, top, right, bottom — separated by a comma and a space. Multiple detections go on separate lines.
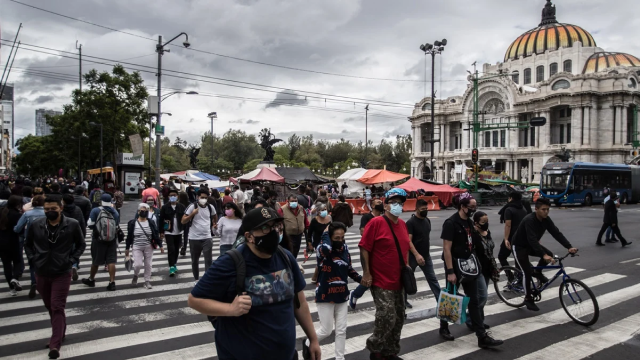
522, 128, 529, 147
530, 126, 536, 146
559, 108, 566, 118
500, 130, 506, 147
552, 79, 571, 90
422, 103, 431, 111
512, 71, 519, 84
563, 60, 572, 73
559, 125, 565, 144
629, 78, 638, 89
484, 132, 490, 147
567, 108, 572, 117
492, 131, 498, 147
550, 63, 558, 76
566, 124, 571, 143
524, 68, 532, 84
536, 66, 544, 82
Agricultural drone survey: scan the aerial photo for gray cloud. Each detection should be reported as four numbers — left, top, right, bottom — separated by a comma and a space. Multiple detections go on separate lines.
228, 119, 244, 124
265, 90, 309, 109
33, 95, 56, 105
246, 119, 260, 124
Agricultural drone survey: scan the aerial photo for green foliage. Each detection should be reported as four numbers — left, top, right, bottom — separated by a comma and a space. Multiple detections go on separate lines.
15, 135, 65, 176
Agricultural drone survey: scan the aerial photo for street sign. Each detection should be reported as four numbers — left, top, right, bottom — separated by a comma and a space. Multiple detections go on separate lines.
471, 148, 479, 163
530, 117, 547, 127
155, 124, 165, 136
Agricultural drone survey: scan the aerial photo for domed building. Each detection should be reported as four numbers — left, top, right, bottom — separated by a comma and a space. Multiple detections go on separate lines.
410, 0, 640, 184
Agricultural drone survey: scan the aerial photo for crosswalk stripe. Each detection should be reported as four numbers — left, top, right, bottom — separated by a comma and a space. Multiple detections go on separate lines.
300, 273, 624, 360
128, 344, 214, 360
515, 312, 640, 360
401, 281, 640, 360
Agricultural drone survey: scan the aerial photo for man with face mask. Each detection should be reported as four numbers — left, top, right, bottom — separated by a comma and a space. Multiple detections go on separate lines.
159, 189, 186, 277
82, 194, 120, 291
182, 189, 218, 285
358, 188, 411, 360
188, 207, 321, 360
278, 194, 309, 258
24, 196, 86, 359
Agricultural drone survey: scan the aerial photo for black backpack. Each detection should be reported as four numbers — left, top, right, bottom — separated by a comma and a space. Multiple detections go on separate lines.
209, 245, 301, 328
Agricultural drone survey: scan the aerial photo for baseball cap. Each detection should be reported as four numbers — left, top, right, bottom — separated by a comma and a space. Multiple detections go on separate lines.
101, 193, 113, 207
242, 207, 283, 232
384, 188, 407, 204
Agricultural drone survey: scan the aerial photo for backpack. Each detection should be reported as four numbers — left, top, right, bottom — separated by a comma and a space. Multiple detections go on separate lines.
209, 245, 300, 328
91, 189, 103, 205
95, 207, 117, 242
187, 203, 216, 235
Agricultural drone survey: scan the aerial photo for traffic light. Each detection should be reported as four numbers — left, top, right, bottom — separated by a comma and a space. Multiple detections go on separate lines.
470, 164, 482, 173
471, 148, 479, 164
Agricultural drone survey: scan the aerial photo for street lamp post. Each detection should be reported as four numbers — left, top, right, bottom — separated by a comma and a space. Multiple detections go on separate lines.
364, 104, 369, 168
419, 39, 447, 180
89, 122, 103, 187
208, 112, 217, 171
155, 32, 190, 189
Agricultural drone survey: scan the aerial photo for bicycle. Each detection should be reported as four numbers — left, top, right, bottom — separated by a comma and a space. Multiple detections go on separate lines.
494, 252, 600, 326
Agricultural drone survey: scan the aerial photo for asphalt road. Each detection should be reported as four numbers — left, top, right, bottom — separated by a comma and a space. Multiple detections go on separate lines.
0, 202, 639, 359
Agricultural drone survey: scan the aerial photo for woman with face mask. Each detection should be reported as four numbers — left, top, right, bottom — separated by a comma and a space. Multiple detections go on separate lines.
302, 221, 361, 360
465, 211, 497, 330
216, 203, 243, 257
307, 202, 332, 283
125, 203, 163, 289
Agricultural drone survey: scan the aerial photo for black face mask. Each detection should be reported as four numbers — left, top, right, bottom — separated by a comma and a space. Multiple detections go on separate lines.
466, 207, 477, 218
253, 230, 280, 255
332, 241, 344, 251
479, 222, 489, 231
419, 210, 429, 218
45, 211, 59, 221
374, 204, 385, 213
139, 210, 149, 218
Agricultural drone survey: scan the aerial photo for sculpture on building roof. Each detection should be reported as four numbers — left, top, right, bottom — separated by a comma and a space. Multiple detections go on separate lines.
540, 0, 557, 26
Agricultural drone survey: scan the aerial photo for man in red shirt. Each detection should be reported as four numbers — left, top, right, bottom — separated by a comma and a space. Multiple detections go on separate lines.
358, 188, 410, 360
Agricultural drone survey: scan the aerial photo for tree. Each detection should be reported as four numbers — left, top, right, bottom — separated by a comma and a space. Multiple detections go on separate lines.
286, 134, 301, 160
46, 65, 149, 175
15, 135, 65, 176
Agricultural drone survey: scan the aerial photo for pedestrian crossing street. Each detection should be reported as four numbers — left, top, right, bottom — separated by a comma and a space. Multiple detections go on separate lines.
1, 227, 640, 359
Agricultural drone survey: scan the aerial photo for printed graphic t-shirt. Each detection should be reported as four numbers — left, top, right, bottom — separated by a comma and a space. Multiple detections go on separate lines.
191, 244, 306, 360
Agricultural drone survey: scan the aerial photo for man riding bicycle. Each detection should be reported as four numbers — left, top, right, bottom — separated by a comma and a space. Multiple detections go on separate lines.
511, 198, 578, 311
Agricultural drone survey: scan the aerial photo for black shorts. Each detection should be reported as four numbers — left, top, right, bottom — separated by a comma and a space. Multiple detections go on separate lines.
91, 240, 118, 266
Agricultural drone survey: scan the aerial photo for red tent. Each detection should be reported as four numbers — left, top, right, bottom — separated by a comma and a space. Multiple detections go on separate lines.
243, 167, 285, 183
397, 177, 465, 206
358, 169, 409, 185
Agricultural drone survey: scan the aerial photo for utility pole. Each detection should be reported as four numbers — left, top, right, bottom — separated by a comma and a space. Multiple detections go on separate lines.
0, 23, 22, 98
76, 41, 82, 180
76, 41, 82, 91
364, 104, 369, 168
208, 112, 217, 171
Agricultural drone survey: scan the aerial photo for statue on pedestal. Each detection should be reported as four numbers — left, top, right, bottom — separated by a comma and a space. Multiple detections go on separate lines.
189, 146, 200, 169
520, 166, 528, 182
259, 128, 283, 162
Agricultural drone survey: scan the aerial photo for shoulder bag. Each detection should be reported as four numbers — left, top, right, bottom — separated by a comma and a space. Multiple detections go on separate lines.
451, 218, 481, 283
382, 216, 417, 295
136, 220, 157, 249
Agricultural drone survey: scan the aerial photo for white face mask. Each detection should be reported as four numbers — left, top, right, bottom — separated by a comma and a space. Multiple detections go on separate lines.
198, 199, 208, 206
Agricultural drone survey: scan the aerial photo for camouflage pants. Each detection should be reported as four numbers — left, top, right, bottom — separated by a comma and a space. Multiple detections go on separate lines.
366, 286, 405, 356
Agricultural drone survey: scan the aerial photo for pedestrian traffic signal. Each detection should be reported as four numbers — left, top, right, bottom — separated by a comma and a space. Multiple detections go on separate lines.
471, 148, 479, 164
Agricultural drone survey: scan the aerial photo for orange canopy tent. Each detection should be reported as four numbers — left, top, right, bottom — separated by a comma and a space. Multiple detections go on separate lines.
396, 177, 465, 207
358, 169, 409, 185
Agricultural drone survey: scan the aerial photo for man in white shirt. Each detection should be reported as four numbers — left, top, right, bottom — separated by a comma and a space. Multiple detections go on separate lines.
232, 185, 245, 207
182, 189, 218, 285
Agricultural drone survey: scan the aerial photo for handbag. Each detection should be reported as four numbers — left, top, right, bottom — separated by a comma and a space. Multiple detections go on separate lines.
437, 283, 470, 325
453, 253, 481, 283
136, 220, 158, 249
382, 216, 418, 295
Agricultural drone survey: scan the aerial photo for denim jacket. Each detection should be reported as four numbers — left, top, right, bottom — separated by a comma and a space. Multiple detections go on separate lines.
14, 207, 45, 242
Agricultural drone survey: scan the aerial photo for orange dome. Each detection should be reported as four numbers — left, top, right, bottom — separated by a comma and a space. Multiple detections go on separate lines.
504, 1, 596, 62
582, 52, 640, 74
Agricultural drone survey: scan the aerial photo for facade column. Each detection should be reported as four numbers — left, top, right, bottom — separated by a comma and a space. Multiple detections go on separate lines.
612, 106, 619, 145
416, 125, 422, 154
622, 105, 628, 145
590, 105, 598, 148
440, 123, 445, 154
530, 157, 535, 183
571, 105, 581, 146
462, 120, 470, 149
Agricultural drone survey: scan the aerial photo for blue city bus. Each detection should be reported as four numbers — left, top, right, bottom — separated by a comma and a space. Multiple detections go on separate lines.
540, 162, 640, 206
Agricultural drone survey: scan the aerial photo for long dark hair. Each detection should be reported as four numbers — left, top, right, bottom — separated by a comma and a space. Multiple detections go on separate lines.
224, 202, 243, 219
178, 192, 190, 207
0, 195, 23, 230
473, 211, 488, 224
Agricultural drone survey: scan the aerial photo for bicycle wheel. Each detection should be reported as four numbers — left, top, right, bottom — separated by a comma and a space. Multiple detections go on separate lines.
559, 278, 599, 326
494, 266, 526, 307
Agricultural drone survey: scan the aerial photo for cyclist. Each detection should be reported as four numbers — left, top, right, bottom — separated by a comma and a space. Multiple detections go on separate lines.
511, 198, 578, 311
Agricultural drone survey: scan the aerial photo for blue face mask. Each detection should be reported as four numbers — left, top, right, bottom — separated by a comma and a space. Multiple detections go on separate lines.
289, 202, 298, 209
320, 210, 328, 218
389, 203, 403, 217
169, 196, 177, 203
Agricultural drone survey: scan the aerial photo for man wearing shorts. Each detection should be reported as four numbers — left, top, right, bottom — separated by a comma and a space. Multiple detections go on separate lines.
82, 194, 121, 291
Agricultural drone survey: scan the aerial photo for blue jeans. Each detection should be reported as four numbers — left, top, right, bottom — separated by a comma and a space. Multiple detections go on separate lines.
466, 274, 490, 327
606, 226, 617, 240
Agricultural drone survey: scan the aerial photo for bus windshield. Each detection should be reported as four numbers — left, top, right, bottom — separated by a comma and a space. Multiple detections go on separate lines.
542, 170, 570, 190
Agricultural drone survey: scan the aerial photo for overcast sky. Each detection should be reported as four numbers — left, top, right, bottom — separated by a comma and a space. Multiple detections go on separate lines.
2, 0, 639, 147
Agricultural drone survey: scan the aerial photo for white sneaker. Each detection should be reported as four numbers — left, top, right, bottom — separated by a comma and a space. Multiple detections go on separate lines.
10, 279, 22, 292
9, 289, 17, 297
144, 281, 152, 289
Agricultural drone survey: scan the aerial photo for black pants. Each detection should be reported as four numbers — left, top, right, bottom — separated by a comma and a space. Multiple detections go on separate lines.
182, 224, 190, 249
165, 234, 182, 267
512, 244, 552, 301
457, 278, 486, 337
0, 240, 22, 285
290, 233, 304, 258
596, 223, 628, 245
498, 240, 511, 268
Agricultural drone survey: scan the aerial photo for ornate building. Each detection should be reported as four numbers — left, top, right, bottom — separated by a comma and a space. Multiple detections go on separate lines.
410, 0, 640, 184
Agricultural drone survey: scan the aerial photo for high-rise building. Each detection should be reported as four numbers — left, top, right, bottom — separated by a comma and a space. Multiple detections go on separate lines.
0, 83, 14, 147
35, 108, 61, 136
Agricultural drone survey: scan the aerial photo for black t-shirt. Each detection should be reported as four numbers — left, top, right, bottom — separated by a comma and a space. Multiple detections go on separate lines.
406, 215, 431, 256
308, 217, 329, 247
297, 194, 310, 210
360, 213, 374, 230
504, 205, 527, 240
440, 212, 474, 259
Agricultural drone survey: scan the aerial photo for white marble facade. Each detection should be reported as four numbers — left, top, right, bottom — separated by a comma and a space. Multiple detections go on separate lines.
410, 1, 640, 184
